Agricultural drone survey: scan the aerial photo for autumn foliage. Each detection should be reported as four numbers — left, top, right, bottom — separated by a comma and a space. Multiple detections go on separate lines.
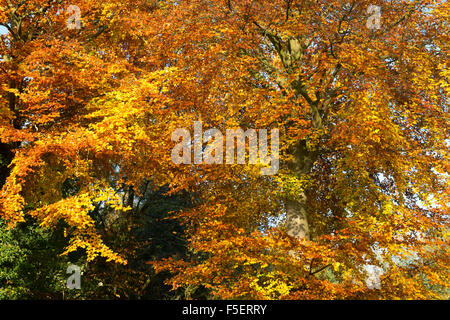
0, 0, 449, 299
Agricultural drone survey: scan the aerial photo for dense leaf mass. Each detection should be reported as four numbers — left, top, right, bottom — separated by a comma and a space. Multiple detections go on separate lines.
0, 0, 449, 299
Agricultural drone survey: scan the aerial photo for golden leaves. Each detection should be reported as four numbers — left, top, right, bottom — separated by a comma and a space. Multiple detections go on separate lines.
0, 0, 448, 299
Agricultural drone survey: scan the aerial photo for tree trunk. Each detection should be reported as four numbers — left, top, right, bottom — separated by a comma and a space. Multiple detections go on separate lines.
285, 197, 310, 241
285, 140, 319, 241
0, 77, 20, 189
0, 142, 15, 188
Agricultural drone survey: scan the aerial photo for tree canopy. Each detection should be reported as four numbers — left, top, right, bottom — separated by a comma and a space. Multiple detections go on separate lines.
0, 0, 448, 299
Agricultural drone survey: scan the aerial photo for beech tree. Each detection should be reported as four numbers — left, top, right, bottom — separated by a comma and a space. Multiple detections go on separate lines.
1, 0, 448, 299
